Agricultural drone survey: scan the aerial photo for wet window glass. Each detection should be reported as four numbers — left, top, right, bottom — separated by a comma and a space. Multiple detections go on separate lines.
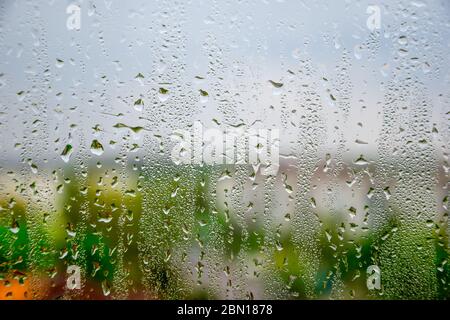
0, 0, 449, 300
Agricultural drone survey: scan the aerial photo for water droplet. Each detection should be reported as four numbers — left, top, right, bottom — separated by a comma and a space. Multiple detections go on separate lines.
61, 144, 73, 163
268, 80, 283, 88
90, 140, 104, 156
56, 58, 64, 68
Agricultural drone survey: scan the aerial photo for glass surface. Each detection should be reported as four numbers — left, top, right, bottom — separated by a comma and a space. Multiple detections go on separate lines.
0, 0, 449, 299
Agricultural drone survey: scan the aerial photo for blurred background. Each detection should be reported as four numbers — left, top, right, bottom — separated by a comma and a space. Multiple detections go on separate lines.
0, 0, 449, 299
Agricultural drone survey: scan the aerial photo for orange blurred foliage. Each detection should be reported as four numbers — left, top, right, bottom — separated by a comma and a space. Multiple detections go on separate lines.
0, 276, 31, 300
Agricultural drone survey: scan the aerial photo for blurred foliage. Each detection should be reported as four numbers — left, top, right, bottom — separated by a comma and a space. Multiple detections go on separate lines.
0, 165, 449, 300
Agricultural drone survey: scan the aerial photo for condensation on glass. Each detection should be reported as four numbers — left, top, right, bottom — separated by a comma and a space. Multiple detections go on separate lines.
0, 0, 449, 299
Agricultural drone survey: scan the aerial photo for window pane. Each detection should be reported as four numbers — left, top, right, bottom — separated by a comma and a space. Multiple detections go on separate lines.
0, 0, 449, 300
